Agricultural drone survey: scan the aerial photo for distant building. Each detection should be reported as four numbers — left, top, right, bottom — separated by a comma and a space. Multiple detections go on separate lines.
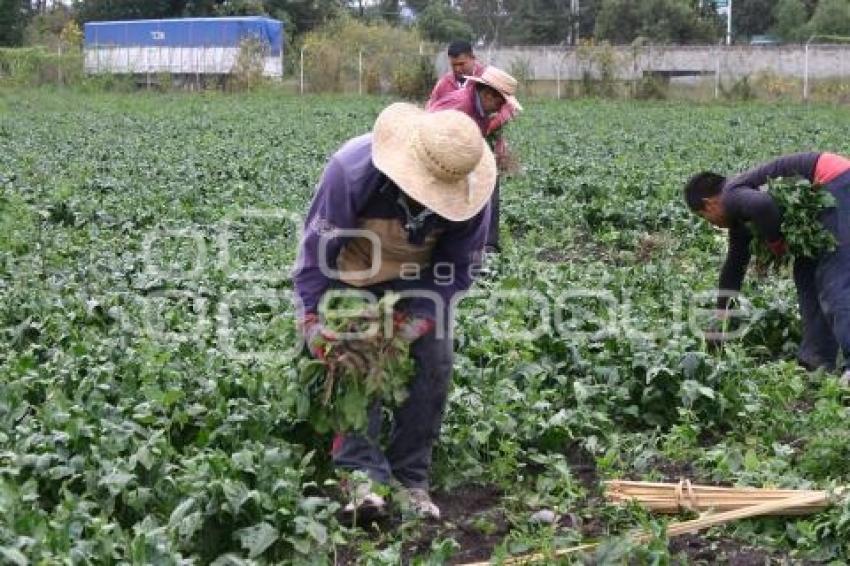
83, 17, 284, 82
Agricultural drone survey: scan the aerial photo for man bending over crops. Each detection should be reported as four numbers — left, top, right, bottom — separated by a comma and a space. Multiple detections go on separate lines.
684, 152, 850, 384
428, 65, 522, 253
293, 103, 496, 520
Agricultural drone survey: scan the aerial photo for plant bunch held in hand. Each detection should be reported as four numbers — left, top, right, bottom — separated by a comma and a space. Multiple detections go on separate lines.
750, 177, 837, 270
298, 293, 416, 433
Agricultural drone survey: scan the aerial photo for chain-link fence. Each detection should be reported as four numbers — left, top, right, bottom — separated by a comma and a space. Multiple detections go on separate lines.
454, 44, 850, 103
6, 40, 850, 103
294, 43, 436, 96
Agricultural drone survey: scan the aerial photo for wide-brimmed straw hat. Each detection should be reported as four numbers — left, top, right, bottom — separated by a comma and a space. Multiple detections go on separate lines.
465, 66, 523, 112
372, 103, 497, 222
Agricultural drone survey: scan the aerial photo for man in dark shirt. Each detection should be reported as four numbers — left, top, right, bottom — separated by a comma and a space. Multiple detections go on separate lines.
684, 152, 850, 384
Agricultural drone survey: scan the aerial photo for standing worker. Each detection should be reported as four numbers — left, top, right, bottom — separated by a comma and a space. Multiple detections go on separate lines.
428, 40, 485, 104
294, 103, 496, 520
684, 152, 850, 385
428, 65, 522, 253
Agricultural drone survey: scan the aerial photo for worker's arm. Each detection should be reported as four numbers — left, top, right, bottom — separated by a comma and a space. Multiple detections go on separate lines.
717, 222, 753, 311
725, 152, 821, 191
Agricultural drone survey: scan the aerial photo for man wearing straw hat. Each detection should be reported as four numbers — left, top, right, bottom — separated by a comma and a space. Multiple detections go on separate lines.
293, 103, 496, 520
428, 65, 522, 254
428, 41, 515, 138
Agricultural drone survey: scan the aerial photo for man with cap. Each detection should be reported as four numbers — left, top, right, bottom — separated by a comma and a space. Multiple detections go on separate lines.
428, 65, 522, 253
293, 104, 497, 520
684, 152, 850, 386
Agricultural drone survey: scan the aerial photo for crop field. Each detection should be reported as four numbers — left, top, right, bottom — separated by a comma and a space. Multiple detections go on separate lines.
2, 89, 850, 564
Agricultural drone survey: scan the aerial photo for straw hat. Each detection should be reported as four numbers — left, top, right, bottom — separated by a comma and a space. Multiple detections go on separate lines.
465, 66, 523, 112
372, 103, 497, 222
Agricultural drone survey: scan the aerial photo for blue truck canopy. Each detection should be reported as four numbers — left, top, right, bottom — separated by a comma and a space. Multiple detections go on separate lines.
84, 17, 283, 57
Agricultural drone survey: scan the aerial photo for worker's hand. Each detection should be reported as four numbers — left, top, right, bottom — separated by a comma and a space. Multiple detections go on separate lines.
299, 313, 339, 360
766, 238, 788, 257
392, 311, 435, 343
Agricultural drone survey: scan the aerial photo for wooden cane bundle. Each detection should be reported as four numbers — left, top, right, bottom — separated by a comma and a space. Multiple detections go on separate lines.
604, 479, 830, 515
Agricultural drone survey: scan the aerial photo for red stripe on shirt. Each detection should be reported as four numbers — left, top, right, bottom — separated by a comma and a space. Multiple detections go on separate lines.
814, 153, 850, 185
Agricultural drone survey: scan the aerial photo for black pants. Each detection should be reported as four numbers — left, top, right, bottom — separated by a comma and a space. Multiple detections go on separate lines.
794, 171, 850, 372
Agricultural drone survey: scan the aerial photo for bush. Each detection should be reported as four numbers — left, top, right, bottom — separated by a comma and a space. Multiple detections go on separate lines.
577, 42, 620, 98
393, 55, 436, 100
633, 75, 669, 100
753, 70, 799, 101
508, 56, 534, 92
230, 37, 268, 91
0, 47, 83, 87
301, 16, 431, 95
721, 75, 756, 101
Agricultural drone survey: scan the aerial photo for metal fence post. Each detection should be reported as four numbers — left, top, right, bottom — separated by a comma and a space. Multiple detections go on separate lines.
358, 49, 363, 95
803, 40, 810, 102
714, 46, 721, 100
300, 47, 304, 95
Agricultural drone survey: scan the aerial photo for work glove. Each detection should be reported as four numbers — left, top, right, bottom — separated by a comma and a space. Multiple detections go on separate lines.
392, 311, 435, 343
299, 313, 339, 360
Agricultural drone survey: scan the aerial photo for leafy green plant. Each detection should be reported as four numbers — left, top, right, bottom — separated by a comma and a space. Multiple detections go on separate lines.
750, 177, 838, 269
298, 294, 415, 433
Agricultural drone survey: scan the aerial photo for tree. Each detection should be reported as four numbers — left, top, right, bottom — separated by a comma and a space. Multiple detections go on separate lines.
74, 0, 186, 22
732, 0, 778, 38
417, 1, 473, 42
24, 4, 75, 47
594, 0, 641, 44
575, 0, 602, 42
595, 0, 718, 44
808, 0, 850, 37
214, 0, 266, 15
268, 0, 341, 35
0, 0, 31, 46
458, 0, 508, 44
500, 0, 574, 45
773, 0, 809, 41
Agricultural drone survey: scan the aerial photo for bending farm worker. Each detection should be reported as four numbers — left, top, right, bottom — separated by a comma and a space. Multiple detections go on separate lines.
293, 104, 496, 521
427, 65, 522, 253
684, 152, 850, 385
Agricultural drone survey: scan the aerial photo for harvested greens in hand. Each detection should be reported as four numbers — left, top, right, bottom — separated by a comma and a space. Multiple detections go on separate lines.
298, 294, 415, 433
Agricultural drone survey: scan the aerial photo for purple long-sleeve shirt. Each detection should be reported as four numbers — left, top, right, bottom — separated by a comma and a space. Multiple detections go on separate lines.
293, 134, 490, 320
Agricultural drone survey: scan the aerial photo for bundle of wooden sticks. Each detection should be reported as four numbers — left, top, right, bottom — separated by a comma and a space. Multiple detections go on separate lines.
604, 479, 832, 515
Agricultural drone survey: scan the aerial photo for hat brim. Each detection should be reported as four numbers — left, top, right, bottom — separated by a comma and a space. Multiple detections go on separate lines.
372, 103, 497, 223
465, 75, 523, 112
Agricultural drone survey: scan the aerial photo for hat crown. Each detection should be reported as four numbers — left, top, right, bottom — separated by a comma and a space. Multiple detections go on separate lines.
480, 67, 517, 96
413, 111, 483, 183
